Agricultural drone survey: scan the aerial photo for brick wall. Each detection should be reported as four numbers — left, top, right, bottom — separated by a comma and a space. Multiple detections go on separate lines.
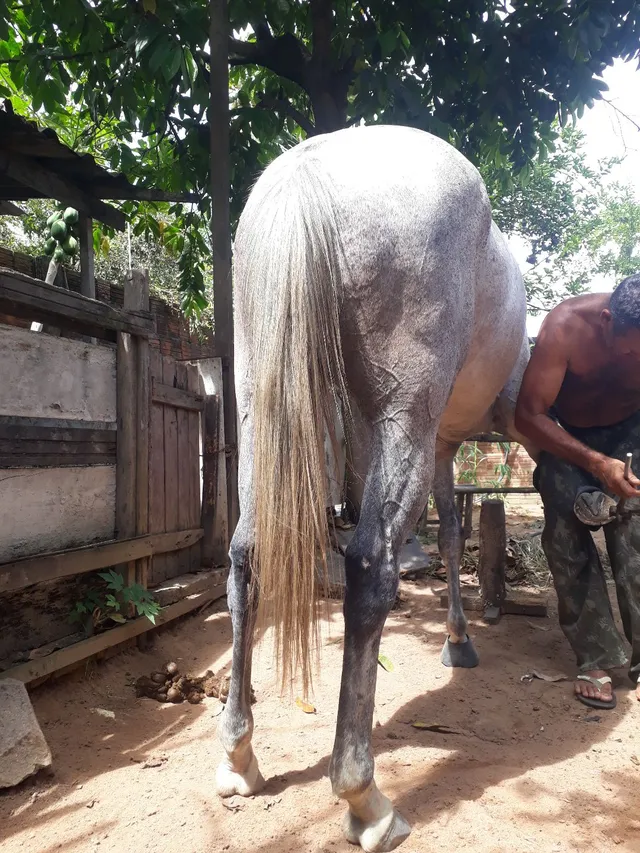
0, 247, 217, 360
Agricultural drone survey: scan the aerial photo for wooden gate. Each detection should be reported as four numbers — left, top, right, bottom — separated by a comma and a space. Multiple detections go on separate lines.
148, 350, 203, 585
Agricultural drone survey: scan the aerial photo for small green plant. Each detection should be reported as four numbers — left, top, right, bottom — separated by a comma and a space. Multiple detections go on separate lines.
70, 569, 161, 635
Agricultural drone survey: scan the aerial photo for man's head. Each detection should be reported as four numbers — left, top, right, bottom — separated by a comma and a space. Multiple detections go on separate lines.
601, 273, 640, 357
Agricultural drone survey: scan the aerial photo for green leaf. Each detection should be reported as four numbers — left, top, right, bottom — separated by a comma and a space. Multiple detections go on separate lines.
109, 613, 127, 624
378, 654, 394, 672
142, 0, 157, 11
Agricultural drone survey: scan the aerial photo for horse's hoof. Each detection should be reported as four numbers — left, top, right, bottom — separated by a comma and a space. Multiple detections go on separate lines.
441, 635, 479, 668
344, 805, 411, 852
215, 749, 265, 797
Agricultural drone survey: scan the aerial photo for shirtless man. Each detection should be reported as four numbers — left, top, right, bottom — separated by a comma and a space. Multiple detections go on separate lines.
515, 273, 640, 710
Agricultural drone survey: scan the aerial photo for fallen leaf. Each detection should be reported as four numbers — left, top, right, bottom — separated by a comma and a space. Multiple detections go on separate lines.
378, 654, 394, 672
527, 621, 551, 632
295, 697, 316, 714
631, 755, 640, 767
222, 798, 244, 812
411, 721, 466, 735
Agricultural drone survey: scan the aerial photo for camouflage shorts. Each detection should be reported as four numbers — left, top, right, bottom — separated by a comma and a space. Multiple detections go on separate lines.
535, 410, 640, 682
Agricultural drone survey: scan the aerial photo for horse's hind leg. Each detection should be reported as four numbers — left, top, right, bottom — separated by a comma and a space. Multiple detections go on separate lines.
433, 445, 479, 668
329, 419, 435, 852
216, 414, 265, 797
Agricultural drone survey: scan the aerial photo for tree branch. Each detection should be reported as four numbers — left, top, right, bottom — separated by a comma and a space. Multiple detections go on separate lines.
231, 96, 316, 137
603, 98, 640, 133
258, 96, 316, 136
0, 41, 123, 65
228, 34, 310, 91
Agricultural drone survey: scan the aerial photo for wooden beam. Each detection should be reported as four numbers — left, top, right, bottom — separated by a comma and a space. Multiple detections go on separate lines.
201, 394, 229, 567
0, 150, 126, 231
0, 200, 25, 216
152, 379, 204, 412
454, 485, 537, 495
79, 214, 95, 300
210, 0, 239, 535
0, 267, 154, 338
439, 590, 548, 618
0, 423, 115, 443
92, 187, 199, 203
0, 528, 204, 594
0, 574, 226, 685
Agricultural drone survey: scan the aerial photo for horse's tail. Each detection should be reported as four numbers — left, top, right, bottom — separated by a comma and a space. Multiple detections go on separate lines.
238, 155, 348, 695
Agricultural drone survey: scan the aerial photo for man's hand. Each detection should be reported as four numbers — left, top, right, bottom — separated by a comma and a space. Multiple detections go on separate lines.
590, 456, 640, 499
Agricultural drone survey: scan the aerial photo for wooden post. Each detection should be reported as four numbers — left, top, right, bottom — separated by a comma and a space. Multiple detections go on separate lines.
477, 499, 507, 625
210, 0, 238, 542
463, 492, 473, 540
79, 214, 95, 300
126, 269, 150, 644
116, 330, 137, 599
201, 394, 228, 567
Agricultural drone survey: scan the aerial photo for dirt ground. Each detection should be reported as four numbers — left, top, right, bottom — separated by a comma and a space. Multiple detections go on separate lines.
2, 519, 640, 853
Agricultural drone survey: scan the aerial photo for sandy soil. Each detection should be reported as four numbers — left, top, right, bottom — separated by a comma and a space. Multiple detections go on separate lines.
2, 552, 639, 853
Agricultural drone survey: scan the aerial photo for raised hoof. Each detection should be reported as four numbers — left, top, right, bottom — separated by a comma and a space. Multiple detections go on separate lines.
215, 749, 265, 798
344, 807, 411, 852
441, 635, 479, 668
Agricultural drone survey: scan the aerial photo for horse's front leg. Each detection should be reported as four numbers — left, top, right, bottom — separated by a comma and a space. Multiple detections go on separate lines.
329, 425, 431, 852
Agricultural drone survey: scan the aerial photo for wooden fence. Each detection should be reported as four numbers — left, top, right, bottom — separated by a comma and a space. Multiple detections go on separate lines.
0, 266, 229, 686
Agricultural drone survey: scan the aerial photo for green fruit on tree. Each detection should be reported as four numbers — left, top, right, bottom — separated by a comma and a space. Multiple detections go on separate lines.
63, 207, 79, 225
62, 235, 78, 255
53, 246, 66, 263
46, 210, 63, 228
50, 219, 67, 241
44, 237, 56, 256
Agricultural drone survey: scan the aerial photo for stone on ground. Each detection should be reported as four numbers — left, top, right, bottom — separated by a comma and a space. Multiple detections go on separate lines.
0, 678, 52, 789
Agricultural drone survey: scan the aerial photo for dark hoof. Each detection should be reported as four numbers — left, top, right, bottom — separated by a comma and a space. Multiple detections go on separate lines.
441, 635, 479, 668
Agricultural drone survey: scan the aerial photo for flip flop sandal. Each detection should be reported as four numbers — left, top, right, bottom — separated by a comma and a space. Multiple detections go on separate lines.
575, 674, 617, 710
573, 488, 617, 527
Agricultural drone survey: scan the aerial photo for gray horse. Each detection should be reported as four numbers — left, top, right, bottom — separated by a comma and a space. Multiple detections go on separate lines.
216, 125, 531, 852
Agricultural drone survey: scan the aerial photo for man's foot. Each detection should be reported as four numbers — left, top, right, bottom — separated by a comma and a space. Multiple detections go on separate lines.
575, 670, 616, 709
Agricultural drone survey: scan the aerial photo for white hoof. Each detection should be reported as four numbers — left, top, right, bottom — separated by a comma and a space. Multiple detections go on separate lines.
216, 749, 265, 798
342, 784, 411, 852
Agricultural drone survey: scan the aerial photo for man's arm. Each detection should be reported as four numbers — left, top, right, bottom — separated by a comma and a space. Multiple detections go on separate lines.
515, 314, 640, 498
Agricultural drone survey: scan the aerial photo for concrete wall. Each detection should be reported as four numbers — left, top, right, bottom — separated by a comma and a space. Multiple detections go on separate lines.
0, 467, 116, 563
0, 324, 117, 561
0, 324, 116, 421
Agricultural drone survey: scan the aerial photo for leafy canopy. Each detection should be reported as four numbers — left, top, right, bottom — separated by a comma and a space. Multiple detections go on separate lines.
1, 1, 639, 313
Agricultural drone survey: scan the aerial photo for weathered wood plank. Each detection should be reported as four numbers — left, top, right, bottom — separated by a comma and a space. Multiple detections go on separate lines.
477, 499, 507, 624
152, 380, 204, 411
176, 362, 191, 576
197, 358, 228, 567
439, 590, 548, 618
186, 363, 202, 571
0, 528, 204, 593
148, 349, 166, 585
116, 331, 137, 594
0, 423, 115, 442
0, 268, 153, 338
0, 439, 115, 455
0, 416, 116, 432
0, 572, 224, 685
0, 453, 115, 468
162, 356, 179, 581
